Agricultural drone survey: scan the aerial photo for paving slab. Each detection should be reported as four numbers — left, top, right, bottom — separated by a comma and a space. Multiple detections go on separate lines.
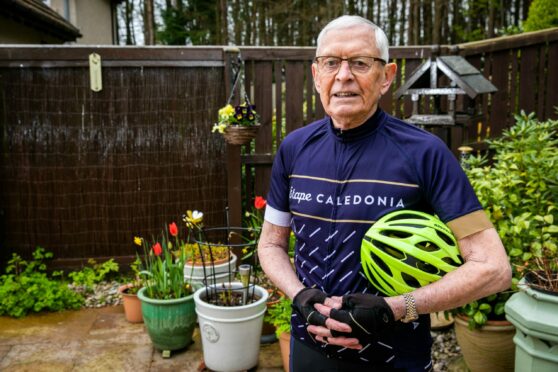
0, 340, 80, 371
0, 309, 97, 346
149, 328, 204, 372
0, 306, 286, 372
72, 340, 153, 372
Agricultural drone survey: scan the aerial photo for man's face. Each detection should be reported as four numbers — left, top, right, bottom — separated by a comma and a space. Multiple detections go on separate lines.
312, 25, 396, 129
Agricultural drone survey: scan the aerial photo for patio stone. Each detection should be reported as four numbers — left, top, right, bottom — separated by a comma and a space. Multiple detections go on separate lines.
0, 306, 305, 371
0, 309, 97, 346
0, 340, 80, 371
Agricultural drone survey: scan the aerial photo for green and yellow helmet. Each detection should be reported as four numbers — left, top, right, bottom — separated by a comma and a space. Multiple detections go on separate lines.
361, 210, 462, 296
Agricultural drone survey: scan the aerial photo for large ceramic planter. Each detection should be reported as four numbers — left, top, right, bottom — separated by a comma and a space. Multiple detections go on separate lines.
184, 253, 237, 285
118, 284, 143, 323
454, 314, 515, 372
505, 277, 558, 372
194, 282, 268, 371
137, 287, 197, 353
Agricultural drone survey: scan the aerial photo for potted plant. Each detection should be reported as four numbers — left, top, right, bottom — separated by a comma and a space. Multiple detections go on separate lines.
265, 296, 292, 372
189, 211, 269, 371
453, 112, 557, 371
212, 102, 260, 145
118, 255, 143, 323
135, 220, 197, 358
503, 114, 558, 371
505, 254, 558, 372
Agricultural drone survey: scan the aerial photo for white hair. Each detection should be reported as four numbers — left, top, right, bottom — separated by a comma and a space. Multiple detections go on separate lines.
316, 15, 389, 62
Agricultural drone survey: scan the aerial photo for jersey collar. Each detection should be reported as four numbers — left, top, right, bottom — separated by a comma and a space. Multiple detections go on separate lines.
328, 108, 385, 142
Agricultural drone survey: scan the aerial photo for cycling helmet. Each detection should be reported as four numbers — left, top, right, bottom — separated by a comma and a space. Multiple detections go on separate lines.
361, 210, 462, 296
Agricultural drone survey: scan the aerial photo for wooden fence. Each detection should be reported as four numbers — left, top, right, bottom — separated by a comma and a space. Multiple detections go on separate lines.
0, 46, 229, 268
235, 28, 558, 229
0, 28, 556, 268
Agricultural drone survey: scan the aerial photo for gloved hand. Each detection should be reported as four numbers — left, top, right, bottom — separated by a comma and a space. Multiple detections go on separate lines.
291, 287, 328, 326
329, 293, 395, 341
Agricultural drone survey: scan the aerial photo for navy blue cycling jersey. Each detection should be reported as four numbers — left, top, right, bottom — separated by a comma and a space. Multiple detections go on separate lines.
265, 109, 483, 369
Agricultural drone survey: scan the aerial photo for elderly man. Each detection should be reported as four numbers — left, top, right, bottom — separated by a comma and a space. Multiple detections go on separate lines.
258, 15, 511, 372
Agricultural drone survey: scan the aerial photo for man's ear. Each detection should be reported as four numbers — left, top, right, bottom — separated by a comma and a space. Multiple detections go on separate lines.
380, 63, 397, 96
311, 63, 321, 93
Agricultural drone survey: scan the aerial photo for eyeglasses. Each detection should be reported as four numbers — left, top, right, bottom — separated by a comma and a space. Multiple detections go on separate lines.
314, 56, 387, 75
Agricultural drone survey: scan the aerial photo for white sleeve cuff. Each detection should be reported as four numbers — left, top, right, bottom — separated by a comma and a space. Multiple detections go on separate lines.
264, 205, 291, 227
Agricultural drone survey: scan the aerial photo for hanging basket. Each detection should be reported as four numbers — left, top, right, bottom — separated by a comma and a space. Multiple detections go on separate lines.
222, 124, 260, 145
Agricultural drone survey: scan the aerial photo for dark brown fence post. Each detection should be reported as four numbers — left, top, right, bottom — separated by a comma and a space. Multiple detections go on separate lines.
223, 47, 243, 232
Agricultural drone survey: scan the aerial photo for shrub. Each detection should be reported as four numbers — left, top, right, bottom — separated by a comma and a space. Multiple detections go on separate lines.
68, 258, 119, 289
455, 112, 558, 328
0, 247, 84, 317
265, 296, 292, 338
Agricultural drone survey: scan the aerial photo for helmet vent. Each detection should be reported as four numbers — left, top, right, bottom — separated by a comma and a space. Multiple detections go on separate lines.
401, 273, 420, 288
442, 256, 461, 266
365, 271, 384, 292
396, 223, 426, 229
416, 261, 439, 274
373, 239, 405, 259
380, 230, 412, 239
370, 248, 393, 276
387, 213, 428, 221
435, 229, 455, 246
416, 241, 439, 252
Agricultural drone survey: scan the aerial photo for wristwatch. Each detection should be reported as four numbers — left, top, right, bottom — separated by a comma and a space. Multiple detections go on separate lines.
401, 293, 419, 323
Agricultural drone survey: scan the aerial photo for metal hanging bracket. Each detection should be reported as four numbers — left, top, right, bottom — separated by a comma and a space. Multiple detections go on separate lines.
89, 53, 102, 92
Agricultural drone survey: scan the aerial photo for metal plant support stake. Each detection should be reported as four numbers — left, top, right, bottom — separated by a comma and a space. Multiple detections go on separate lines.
191, 207, 259, 305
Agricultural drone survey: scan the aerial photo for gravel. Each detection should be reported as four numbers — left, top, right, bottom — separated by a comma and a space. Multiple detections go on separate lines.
431, 328, 461, 371
69, 280, 123, 308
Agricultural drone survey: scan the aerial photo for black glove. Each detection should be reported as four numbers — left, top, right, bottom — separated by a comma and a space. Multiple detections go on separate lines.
291, 287, 328, 326
329, 293, 395, 341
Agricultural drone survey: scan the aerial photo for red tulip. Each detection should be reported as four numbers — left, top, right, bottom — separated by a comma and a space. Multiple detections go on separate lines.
254, 196, 267, 210
152, 242, 162, 256
169, 222, 178, 237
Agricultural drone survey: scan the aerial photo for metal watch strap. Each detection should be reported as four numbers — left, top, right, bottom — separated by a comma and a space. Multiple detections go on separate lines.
401, 293, 419, 323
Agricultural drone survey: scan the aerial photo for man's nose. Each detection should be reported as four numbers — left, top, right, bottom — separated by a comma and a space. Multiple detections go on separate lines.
336, 60, 354, 79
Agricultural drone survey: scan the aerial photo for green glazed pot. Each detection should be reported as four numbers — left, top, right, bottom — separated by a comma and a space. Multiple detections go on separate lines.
137, 287, 197, 352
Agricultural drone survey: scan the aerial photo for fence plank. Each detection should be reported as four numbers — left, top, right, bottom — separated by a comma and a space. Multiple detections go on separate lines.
488, 50, 512, 138
518, 45, 539, 115
546, 41, 558, 119
285, 61, 305, 132
254, 62, 273, 198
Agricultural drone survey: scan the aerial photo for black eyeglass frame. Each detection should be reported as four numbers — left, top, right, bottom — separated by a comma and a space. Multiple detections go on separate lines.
313, 55, 387, 74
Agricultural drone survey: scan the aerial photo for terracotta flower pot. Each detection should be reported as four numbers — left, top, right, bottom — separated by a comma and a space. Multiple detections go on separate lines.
279, 332, 291, 372
454, 314, 515, 372
118, 284, 143, 323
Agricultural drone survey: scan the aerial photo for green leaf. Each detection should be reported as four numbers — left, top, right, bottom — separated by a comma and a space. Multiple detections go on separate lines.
509, 248, 523, 257
479, 303, 492, 313
494, 302, 506, 315
543, 215, 554, 224
473, 311, 487, 326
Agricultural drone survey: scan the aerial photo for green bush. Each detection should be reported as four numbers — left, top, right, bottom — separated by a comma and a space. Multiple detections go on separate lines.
68, 258, 119, 289
455, 112, 558, 328
265, 296, 292, 338
0, 247, 84, 318
524, 0, 558, 32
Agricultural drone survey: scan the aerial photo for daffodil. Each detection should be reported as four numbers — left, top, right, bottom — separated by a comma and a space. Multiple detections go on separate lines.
134, 236, 143, 246
184, 209, 204, 228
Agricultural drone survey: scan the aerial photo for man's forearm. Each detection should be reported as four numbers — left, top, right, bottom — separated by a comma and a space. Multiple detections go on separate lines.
386, 228, 511, 320
258, 221, 305, 299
